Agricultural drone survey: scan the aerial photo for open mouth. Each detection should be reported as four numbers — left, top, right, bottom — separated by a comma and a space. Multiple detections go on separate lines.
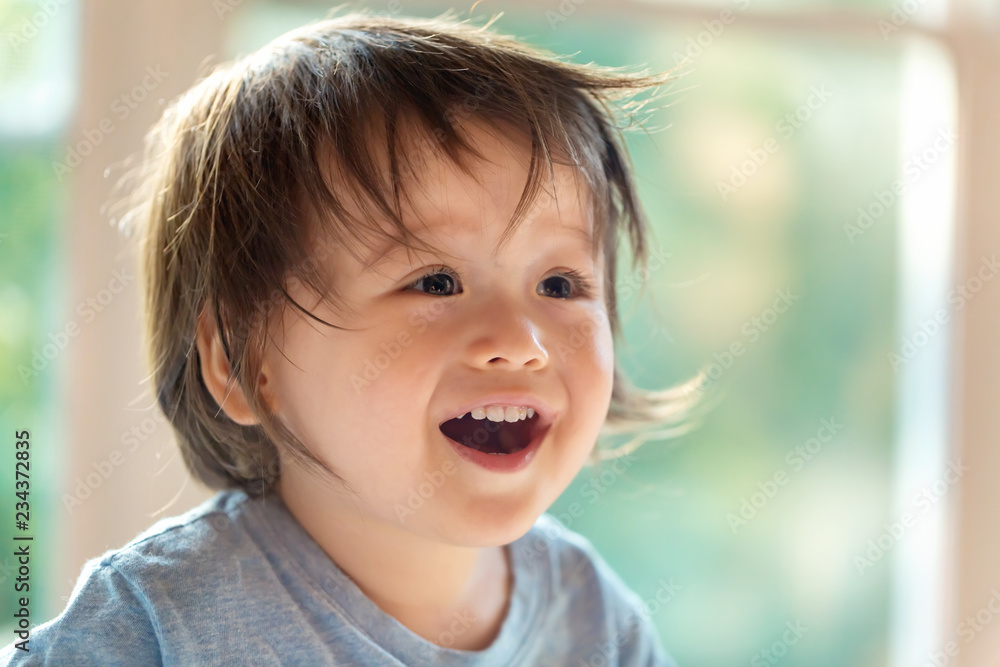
439, 412, 541, 455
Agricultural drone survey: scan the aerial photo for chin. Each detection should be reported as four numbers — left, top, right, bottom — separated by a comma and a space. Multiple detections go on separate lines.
424, 495, 552, 548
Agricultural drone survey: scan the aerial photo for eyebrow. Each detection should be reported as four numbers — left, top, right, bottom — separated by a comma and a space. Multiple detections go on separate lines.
361, 219, 595, 274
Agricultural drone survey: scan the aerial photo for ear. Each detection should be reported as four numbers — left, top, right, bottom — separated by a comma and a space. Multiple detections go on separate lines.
195, 304, 277, 426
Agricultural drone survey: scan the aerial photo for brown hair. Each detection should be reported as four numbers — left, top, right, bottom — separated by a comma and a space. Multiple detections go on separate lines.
122, 9, 703, 499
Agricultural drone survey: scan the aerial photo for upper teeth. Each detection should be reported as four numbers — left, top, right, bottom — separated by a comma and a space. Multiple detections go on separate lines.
464, 405, 535, 422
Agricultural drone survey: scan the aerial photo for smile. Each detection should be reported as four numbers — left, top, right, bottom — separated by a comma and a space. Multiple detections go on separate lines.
439, 412, 541, 455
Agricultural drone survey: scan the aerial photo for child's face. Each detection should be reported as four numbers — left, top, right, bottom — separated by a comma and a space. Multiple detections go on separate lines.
265, 117, 615, 546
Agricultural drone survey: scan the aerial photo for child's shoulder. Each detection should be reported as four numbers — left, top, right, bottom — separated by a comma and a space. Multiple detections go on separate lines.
87, 487, 285, 619
0, 489, 266, 666
97, 487, 255, 575
76, 487, 268, 615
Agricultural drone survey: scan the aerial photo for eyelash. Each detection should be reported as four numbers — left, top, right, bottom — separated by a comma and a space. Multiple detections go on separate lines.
405, 265, 595, 300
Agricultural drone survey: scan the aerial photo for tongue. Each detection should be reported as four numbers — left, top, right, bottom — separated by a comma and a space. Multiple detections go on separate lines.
440, 414, 533, 454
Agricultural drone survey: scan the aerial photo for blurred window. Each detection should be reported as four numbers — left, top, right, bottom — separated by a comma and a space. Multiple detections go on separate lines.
0, 0, 79, 624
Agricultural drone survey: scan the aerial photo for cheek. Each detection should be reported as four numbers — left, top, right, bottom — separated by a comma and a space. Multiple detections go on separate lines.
563, 307, 615, 389
265, 330, 349, 446
265, 313, 439, 478
567, 309, 616, 446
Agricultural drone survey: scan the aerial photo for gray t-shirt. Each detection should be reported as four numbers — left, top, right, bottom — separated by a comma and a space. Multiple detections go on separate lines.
0, 489, 675, 666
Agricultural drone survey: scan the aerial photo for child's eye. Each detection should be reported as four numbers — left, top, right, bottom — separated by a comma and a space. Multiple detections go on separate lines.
406, 266, 462, 296
405, 266, 595, 299
537, 269, 595, 300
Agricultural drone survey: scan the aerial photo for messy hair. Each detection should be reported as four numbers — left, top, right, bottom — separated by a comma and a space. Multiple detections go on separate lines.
123, 10, 703, 499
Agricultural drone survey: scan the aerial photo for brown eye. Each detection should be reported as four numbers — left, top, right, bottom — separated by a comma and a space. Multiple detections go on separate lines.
537, 275, 573, 299
407, 267, 461, 296
538, 269, 594, 300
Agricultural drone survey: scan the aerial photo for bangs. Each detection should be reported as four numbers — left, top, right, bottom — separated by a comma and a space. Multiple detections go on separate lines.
288, 106, 607, 318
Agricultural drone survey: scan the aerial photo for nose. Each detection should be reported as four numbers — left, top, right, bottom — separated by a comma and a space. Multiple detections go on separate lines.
465, 295, 549, 370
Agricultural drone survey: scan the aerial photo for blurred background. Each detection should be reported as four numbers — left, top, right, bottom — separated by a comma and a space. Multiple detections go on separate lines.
1, 0, 998, 665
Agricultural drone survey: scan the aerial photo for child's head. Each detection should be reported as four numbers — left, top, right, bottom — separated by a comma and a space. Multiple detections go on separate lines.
129, 10, 697, 542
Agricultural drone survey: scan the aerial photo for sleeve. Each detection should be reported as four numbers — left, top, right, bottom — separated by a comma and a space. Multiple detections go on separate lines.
0, 558, 162, 666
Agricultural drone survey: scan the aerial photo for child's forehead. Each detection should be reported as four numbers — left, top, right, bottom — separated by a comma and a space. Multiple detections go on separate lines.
355, 204, 597, 273
314, 113, 600, 270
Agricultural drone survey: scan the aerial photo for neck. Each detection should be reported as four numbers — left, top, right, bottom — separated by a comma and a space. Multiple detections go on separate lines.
275, 473, 513, 650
